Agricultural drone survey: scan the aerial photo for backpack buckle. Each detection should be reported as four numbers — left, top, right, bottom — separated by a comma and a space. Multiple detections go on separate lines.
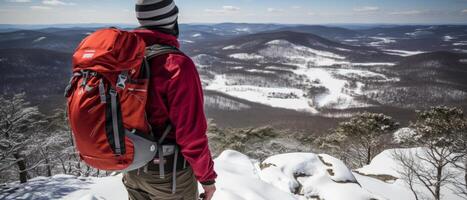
81, 70, 90, 87
116, 72, 128, 89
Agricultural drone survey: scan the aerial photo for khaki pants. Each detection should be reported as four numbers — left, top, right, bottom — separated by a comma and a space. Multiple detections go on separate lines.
123, 167, 199, 200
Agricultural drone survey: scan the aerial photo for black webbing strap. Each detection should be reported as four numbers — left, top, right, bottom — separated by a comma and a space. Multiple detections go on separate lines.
145, 44, 181, 61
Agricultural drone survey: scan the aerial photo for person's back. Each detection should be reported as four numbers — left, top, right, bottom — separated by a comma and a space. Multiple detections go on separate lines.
122, 1, 217, 200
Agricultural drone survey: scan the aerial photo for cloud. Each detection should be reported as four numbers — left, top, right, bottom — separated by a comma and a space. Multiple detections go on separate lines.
205, 5, 240, 14
267, 8, 284, 13
222, 6, 240, 12
30, 5, 52, 10
42, 0, 75, 6
389, 10, 423, 15
462, 9, 467, 14
6, 0, 31, 2
354, 6, 380, 12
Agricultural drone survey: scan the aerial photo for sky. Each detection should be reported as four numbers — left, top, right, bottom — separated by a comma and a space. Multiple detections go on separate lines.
0, 0, 467, 25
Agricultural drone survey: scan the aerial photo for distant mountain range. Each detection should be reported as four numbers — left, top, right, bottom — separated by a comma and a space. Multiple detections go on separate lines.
0, 23, 466, 131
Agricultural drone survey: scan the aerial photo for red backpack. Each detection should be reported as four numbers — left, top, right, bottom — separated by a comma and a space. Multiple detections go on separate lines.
65, 28, 179, 172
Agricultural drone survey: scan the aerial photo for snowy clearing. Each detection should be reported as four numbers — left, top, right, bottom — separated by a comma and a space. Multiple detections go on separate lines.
205, 75, 318, 113
245, 69, 276, 74
453, 41, 467, 46
369, 37, 396, 47
33, 37, 47, 43
229, 53, 265, 60
223, 45, 239, 50
383, 49, 425, 57
350, 62, 396, 66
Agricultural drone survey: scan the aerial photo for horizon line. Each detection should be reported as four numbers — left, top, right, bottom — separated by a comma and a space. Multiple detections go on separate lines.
1, 22, 467, 27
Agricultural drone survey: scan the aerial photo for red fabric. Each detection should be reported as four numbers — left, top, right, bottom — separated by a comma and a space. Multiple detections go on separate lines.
132, 29, 217, 183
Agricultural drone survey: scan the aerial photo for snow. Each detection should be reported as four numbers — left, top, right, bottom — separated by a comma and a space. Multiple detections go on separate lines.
192, 54, 220, 68
384, 49, 425, 57
179, 39, 195, 44
206, 150, 297, 200
393, 128, 418, 144
33, 37, 46, 43
204, 95, 251, 111
443, 35, 455, 42
246, 69, 276, 74
229, 53, 265, 60
354, 173, 415, 200
231, 66, 244, 70
350, 62, 396, 66
206, 40, 400, 112
265, 66, 291, 71
206, 74, 317, 113
191, 33, 202, 38
235, 27, 251, 33
335, 47, 352, 52
259, 153, 380, 200
0, 174, 127, 200
260, 40, 348, 67
454, 48, 467, 53
2, 149, 465, 200
293, 67, 375, 109
453, 41, 467, 46
222, 45, 239, 50
355, 148, 465, 200
369, 37, 396, 47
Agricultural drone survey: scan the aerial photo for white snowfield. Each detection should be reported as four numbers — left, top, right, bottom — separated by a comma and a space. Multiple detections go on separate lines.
229, 53, 265, 60
356, 148, 465, 200
383, 49, 425, 57
206, 74, 318, 113
205, 39, 399, 112
1, 148, 465, 200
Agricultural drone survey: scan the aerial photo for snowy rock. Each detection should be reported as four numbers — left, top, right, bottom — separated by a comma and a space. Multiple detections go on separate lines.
259, 153, 380, 200
207, 150, 297, 200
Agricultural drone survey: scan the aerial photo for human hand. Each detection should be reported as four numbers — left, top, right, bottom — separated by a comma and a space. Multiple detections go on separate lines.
199, 184, 216, 200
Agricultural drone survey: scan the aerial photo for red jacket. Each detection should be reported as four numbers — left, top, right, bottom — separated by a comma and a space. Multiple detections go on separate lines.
133, 29, 217, 183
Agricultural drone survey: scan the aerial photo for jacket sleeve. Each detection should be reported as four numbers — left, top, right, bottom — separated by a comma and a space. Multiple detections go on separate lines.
166, 54, 217, 183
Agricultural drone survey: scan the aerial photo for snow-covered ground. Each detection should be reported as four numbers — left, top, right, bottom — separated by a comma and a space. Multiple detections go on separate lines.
229, 53, 265, 60
368, 37, 396, 47
356, 148, 465, 200
1, 148, 465, 200
33, 37, 46, 43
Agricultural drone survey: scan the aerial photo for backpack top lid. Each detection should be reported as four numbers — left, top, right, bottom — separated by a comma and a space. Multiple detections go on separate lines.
72, 28, 146, 74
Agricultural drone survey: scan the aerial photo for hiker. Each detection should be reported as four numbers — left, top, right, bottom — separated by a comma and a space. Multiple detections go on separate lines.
122, 0, 218, 200
66, 0, 216, 199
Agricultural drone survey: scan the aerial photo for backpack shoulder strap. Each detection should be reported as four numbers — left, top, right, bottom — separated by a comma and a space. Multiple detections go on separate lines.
145, 44, 181, 60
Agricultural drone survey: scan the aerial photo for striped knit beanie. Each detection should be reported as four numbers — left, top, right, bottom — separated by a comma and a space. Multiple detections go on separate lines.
135, 0, 179, 35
